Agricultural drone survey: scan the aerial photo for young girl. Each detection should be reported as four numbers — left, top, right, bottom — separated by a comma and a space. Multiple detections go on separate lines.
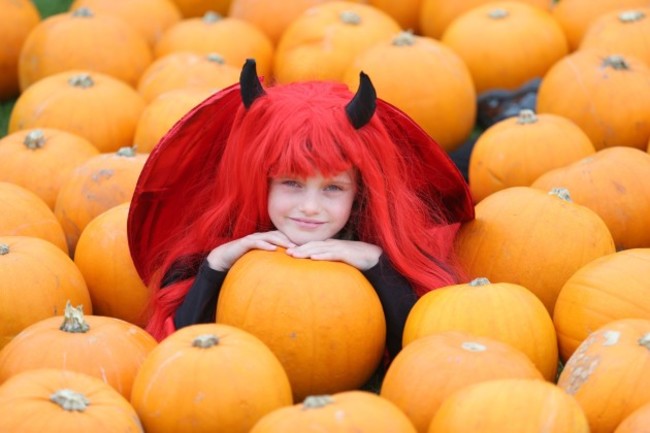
127, 59, 474, 360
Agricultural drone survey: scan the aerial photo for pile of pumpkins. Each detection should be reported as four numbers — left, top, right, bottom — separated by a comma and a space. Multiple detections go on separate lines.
1, 0, 650, 432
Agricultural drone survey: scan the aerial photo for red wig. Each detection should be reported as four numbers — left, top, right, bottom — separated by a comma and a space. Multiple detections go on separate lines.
128, 65, 474, 340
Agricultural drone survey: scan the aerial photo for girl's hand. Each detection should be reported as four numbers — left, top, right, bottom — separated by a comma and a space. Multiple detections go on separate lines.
206, 231, 296, 271
285, 239, 382, 270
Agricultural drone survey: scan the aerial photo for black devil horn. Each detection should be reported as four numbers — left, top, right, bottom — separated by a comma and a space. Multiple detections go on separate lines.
240, 58, 266, 108
345, 71, 376, 129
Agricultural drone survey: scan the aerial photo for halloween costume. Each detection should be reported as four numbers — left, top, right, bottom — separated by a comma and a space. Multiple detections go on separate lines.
127, 59, 474, 357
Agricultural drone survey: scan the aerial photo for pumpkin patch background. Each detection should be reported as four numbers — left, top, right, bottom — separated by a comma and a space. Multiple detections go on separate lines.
1, 0, 650, 432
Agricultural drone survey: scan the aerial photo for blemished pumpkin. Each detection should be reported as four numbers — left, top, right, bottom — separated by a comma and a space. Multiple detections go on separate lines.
18, 7, 153, 90
216, 248, 386, 402
553, 249, 650, 362
154, 11, 274, 79
557, 318, 650, 433
615, 401, 650, 433
0, 0, 40, 100
380, 331, 543, 433
531, 147, 650, 250
536, 50, 650, 150
250, 391, 417, 433
427, 378, 590, 433
0, 236, 91, 350
454, 187, 616, 315
0, 302, 156, 399
402, 277, 558, 381
0, 368, 143, 432
74, 203, 150, 327
130, 323, 293, 433
440, 1, 568, 94
9, 71, 146, 153
468, 109, 596, 203
0, 128, 99, 209
272, 1, 402, 84
342, 30, 476, 153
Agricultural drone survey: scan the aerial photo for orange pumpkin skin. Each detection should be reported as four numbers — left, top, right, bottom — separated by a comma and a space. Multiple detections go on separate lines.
428, 378, 590, 433
54, 147, 147, 255
0, 303, 156, 399
18, 7, 153, 90
216, 249, 386, 402
173, 0, 233, 17
0, 368, 143, 433
250, 391, 417, 433
74, 203, 150, 327
440, 2, 568, 94
402, 278, 558, 381
615, 401, 650, 433
532, 147, 650, 250
469, 109, 596, 203
0, 0, 40, 100
0, 128, 99, 209
554, 249, 650, 362
0, 182, 68, 253
380, 331, 543, 433
130, 323, 293, 433
537, 50, 650, 151
368, 0, 423, 32
454, 187, 616, 315
273, 1, 402, 84
0, 236, 91, 350
342, 31, 476, 153
557, 319, 650, 433
9, 71, 146, 153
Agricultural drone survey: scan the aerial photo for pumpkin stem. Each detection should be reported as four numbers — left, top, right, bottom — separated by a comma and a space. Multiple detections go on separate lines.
60, 301, 90, 333
302, 395, 334, 409
206, 53, 226, 64
193, 334, 220, 348
50, 389, 90, 411
516, 109, 538, 125
469, 277, 491, 286
639, 333, 650, 350
202, 10, 222, 24
68, 74, 94, 89
340, 11, 361, 25
461, 342, 487, 352
0, 244, 8, 255
116, 146, 137, 157
548, 187, 572, 202
392, 30, 416, 46
488, 8, 509, 19
603, 55, 630, 71
619, 10, 645, 23
72, 7, 94, 18
24, 129, 46, 149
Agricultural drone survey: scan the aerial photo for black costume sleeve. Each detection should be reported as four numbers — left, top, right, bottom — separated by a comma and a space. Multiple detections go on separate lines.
172, 260, 227, 328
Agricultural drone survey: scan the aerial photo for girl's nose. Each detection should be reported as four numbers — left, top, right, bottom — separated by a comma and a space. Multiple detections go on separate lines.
299, 191, 321, 215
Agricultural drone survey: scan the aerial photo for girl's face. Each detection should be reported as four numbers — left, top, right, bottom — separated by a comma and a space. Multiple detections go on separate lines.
268, 169, 357, 245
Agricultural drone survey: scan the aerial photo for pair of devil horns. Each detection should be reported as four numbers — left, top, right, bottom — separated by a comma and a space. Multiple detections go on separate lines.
240, 59, 376, 129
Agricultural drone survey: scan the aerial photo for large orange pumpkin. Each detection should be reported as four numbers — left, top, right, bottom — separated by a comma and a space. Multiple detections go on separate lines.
380, 331, 543, 433
616, 401, 650, 433
402, 278, 558, 381
0, 368, 143, 432
216, 248, 386, 402
130, 323, 293, 433
0, 236, 91, 350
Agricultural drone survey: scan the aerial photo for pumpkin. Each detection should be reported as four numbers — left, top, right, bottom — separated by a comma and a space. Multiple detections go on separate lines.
250, 391, 417, 433
454, 187, 616, 314
380, 331, 543, 433
531, 147, 650, 250
54, 146, 148, 255
402, 277, 558, 381
130, 323, 293, 433
428, 378, 590, 433
69, 0, 182, 47
0, 128, 99, 209
0, 302, 156, 399
368, 0, 423, 33
272, 1, 402, 84
9, 71, 146, 153
615, 401, 650, 433
0, 368, 143, 432
18, 7, 153, 90
440, 1, 568, 94
468, 109, 596, 203
342, 30, 476, 153
216, 248, 386, 402
74, 203, 150, 327
557, 318, 650, 433
153, 11, 274, 79
137, 51, 240, 102
0, 0, 40, 100
0, 236, 91, 350
536, 50, 650, 150
172, 0, 233, 17
553, 249, 650, 362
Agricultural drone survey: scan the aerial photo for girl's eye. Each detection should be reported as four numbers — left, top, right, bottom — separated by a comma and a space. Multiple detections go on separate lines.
324, 184, 343, 192
281, 180, 301, 188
